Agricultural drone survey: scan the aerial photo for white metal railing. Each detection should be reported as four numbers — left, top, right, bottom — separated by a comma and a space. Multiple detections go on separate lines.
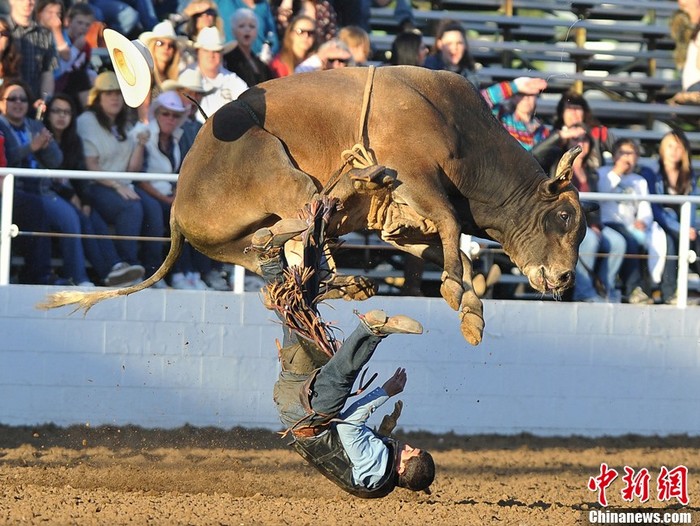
1, 167, 699, 305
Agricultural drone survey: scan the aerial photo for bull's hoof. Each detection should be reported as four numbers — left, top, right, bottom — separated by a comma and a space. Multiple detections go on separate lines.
319, 275, 377, 301
440, 273, 463, 311
459, 310, 484, 346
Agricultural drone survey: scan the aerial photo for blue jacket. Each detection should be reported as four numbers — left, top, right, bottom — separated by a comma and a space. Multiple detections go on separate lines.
642, 165, 698, 237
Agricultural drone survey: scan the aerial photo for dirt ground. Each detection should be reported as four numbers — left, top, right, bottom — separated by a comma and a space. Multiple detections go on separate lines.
1, 425, 699, 526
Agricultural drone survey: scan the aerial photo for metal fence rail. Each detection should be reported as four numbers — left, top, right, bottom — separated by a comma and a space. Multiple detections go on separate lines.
2, 168, 699, 306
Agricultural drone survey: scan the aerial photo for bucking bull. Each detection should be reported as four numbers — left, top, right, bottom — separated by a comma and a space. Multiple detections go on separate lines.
39, 65, 586, 345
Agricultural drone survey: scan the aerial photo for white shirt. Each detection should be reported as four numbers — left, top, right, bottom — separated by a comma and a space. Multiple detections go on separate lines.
196, 66, 249, 123
683, 33, 700, 91
598, 166, 653, 228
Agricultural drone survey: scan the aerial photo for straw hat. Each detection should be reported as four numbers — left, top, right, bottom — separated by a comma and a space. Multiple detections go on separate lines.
138, 20, 188, 48
87, 71, 121, 106
161, 68, 214, 94
193, 26, 235, 53
103, 28, 154, 108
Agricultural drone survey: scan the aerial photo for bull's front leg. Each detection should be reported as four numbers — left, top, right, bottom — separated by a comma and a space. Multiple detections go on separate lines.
456, 250, 484, 346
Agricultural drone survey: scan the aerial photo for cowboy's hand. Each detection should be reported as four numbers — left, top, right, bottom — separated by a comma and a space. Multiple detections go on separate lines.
378, 400, 403, 435
382, 367, 407, 397
514, 76, 547, 95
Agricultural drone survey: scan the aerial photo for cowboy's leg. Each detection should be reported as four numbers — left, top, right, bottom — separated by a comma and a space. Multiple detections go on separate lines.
308, 322, 383, 417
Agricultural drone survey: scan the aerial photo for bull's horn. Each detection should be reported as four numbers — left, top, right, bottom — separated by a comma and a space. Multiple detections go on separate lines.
553, 145, 582, 182
104, 28, 154, 108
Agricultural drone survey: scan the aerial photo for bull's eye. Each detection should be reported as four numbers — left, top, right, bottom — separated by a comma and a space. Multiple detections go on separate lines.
558, 210, 571, 225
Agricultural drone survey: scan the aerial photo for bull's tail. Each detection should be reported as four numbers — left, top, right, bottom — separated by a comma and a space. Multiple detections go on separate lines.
36, 221, 185, 313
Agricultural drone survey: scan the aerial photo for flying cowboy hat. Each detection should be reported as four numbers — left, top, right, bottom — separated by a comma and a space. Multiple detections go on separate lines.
103, 28, 155, 108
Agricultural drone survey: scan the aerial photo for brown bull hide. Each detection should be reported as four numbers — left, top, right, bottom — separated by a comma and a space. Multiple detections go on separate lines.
38, 66, 586, 345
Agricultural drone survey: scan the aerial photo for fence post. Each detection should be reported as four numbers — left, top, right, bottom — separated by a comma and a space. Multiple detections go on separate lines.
0, 174, 16, 285
676, 201, 692, 308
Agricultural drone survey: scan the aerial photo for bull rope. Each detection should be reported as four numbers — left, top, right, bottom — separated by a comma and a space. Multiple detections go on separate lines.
322, 65, 377, 195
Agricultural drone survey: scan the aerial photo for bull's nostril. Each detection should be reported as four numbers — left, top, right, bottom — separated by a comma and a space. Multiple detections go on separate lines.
560, 271, 573, 285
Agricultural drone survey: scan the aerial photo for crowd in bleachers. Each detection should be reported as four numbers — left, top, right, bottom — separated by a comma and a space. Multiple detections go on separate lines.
0, 0, 698, 303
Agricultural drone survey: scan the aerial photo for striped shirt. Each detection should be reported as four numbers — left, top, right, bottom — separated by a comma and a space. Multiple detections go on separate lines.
8, 17, 58, 99
480, 80, 550, 151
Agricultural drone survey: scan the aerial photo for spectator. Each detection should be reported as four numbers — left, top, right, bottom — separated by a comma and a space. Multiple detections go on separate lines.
7, 0, 58, 101
388, 29, 428, 66
182, 0, 224, 43
599, 139, 667, 305
298, 0, 337, 44
643, 130, 700, 304
481, 77, 550, 154
189, 26, 247, 122
137, 19, 187, 121
88, 0, 157, 38
337, 25, 370, 66
670, 2, 695, 72
35, 0, 69, 63
223, 7, 274, 86
132, 91, 212, 289
52, 2, 98, 111
269, 14, 316, 77
565, 128, 626, 302
294, 36, 352, 73
219, 0, 279, 57
76, 71, 165, 282
424, 20, 479, 88
0, 78, 97, 286
43, 93, 146, 286
552, 89, 615, 169
0, 16, 21, 79
676, 0, 700, 92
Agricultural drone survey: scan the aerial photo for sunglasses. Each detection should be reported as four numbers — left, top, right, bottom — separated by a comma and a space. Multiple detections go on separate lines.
4, 95, 28, 103
294, 28, 315, 37
328, 57, 349, 65
195, 8, 217, 17
158, 110, 183, 119
155, 39, 176, 49
50, 108, 72, 116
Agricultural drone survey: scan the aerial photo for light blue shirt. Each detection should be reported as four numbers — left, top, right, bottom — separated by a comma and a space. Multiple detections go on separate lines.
335, 387, 391, 489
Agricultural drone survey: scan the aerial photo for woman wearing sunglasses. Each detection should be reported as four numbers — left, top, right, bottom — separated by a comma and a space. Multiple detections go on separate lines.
138, 20, 187, 122
269, 14, 316, 77
133, 91, 211, 290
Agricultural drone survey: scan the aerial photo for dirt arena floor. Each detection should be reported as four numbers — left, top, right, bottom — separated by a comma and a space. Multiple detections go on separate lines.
1, 425, 699, 526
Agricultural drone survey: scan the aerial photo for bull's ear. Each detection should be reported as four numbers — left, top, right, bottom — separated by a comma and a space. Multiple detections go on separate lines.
541, 145, 581, 196
582, 201, 599, 213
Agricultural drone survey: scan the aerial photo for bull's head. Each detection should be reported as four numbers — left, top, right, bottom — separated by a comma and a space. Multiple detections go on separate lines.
507, 146, 587, 296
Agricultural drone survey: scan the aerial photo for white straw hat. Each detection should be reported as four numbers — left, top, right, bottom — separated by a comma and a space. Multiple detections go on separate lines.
193, 26, 236, 53
104, 28, 154, 108
161, 68, 214, 94
138, 20, 188, 47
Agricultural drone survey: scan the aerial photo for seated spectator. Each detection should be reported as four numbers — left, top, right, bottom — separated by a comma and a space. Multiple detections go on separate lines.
52, 2, 99, 111
137, 20, 187, 122
565, 129, 626, 302
36, 0, 70, 65
182, 0, 224, 43
0, 130, 54, 285
188, 26, 248, 122
643, 130, 700, 304
298, 0, 337, 44
294, 37, 352, 73
338, 25, 370, 66
0, 78, 95, 286
218, 0, 279, 57
481, 77, 550, 158
76, 71, 165, 282
552, 90, 615, 169
223, 7, 274, 86
44, 93, 145, 286
424, 20, 479, 87
269, 14, 316, 78
88, 0, 157, 39
133, 91, 212, 289
599, 139, 667, 304
0, 16, 21, 79
8, 0, 58, 101
677, 0, 700, 92
388, 29, 428, 66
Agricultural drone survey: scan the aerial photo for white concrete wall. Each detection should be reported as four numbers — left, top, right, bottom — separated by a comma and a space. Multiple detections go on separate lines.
1, 285, 699, 437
